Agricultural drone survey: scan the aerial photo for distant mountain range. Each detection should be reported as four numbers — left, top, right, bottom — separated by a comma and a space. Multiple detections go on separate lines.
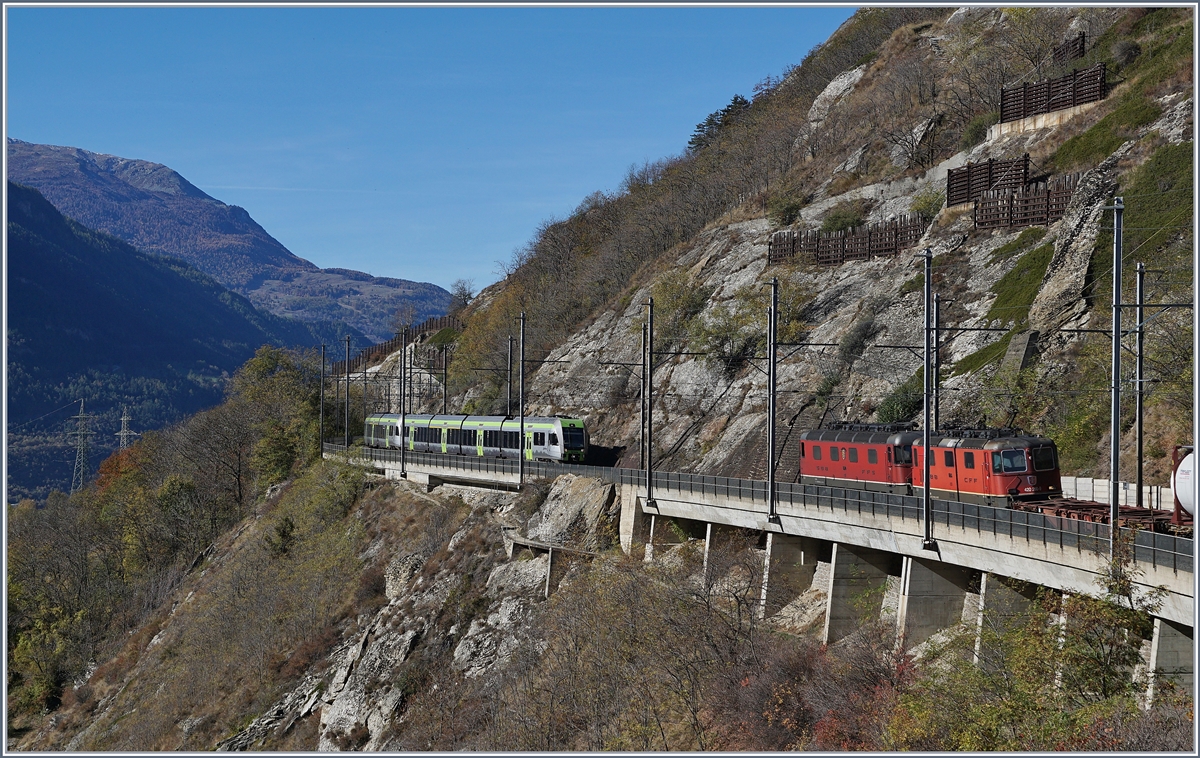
6, 181, 346, 501
7, 139, 450, 342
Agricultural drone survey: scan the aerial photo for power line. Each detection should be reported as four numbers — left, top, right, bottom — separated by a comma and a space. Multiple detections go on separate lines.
8, 400, 84, 433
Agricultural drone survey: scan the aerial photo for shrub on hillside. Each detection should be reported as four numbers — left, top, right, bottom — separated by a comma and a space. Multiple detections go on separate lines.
821, 200, 871, 233
909, 186, 945, 222
875, 369, 923, 424
767, 197, 805, 227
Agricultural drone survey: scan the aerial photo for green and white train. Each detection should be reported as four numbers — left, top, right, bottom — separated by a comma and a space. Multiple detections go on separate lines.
364, 414, 589, 463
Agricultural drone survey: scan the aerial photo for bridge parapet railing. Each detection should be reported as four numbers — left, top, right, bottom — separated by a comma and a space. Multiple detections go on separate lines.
642, 471, 1189, 573
324, 444, 1191, 573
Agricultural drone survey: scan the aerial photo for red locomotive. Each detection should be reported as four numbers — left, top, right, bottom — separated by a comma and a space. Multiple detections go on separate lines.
910, 428, 1062, 507
798, 424, 1061, 507
797, 423, 923, 494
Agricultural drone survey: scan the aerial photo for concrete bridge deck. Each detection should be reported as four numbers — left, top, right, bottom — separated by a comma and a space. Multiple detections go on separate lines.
326, 442, 1194, 680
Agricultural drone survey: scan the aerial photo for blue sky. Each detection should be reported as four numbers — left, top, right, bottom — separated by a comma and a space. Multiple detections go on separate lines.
6, 4, 857, 291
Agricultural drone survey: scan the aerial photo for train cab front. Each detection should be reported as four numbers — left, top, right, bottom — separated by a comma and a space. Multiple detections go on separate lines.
986, 437, 1062, 501
560, 421, 588, 463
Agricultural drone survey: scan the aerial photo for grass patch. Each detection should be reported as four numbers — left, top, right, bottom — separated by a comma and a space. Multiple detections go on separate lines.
984, 243, 1056, 327
428, 327, 459, 346
1113, 142, 1194, 257
898, 273, 923, 297
1087, 141, 1194, 306
1053, 93, 1163, 171
1053, 12, 1191, 172
989, 227, 1048, 264
1121, 16, 1193, 94
951, 330, 1014, 377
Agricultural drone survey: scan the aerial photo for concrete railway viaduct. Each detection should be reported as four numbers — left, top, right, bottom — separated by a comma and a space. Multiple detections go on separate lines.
326, 443, 1195, 697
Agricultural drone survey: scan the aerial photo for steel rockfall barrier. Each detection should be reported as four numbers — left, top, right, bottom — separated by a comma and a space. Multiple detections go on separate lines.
324, 443, 1192, 573
767, 215, 930, 267
946, 155, 1030, 206
1000, 62, 1106, 123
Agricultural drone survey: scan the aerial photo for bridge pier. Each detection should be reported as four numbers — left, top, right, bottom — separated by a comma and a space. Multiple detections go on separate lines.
896, 557, 978, 650
974, 573, 1038, 668
760, 534, 830, 617
618, 484, 649, 555
823, 543, 902, 644
1147, 618, 1194, 705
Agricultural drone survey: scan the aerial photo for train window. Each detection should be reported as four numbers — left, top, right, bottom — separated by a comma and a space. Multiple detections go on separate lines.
867, 448, 878, 464
944, 450, 954, 467
830, 447, 839, 461
991, 453, 1001, 473
964, 451, 975, 469
564, 428, 586, 450
896, 445, 912, 465
848, 448, 858, 463
534, 432, 546, 446
1000, 449, 1028, 473
1032, 446, 1057, 471
812, 446, 822, 460
550, 433, 559, 445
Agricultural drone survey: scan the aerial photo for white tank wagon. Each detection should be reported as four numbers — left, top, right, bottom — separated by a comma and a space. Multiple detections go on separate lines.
1172, 445, 1195, 522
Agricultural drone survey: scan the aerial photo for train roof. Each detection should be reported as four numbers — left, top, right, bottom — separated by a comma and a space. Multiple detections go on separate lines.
798, 428, 924, 445
365, 413, 584, 426
798, 427, 1055, 449
932, 433, 1056, 450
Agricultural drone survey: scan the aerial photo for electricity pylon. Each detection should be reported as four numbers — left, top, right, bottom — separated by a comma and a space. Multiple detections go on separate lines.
115, 406, 139, 450
69, 400, 94, 493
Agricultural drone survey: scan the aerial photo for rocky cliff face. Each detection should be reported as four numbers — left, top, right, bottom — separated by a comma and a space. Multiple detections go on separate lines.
204, 476, 620, 752
507, 16, 1193, 485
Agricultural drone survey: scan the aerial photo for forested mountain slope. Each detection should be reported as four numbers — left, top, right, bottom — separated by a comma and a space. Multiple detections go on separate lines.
6, 181, 332, 500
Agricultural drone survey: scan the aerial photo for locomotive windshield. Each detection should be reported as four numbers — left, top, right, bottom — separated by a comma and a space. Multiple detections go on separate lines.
563, 427, 586, 450
1032, 445, 1057, 471
894, 445, 912, 465
1000, 449, 1028, 473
